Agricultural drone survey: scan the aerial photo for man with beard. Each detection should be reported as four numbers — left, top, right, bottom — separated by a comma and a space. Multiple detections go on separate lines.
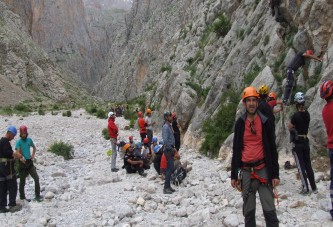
231, 86, 279, 227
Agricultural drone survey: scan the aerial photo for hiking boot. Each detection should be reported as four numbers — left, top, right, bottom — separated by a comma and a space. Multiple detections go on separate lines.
111, 168, 119, 172
21, 198, 31, 202
299, 189, 309, 195
313, 189, 318, 194
9, 204, 22, 213
0, 207, 9, 213
169, 187, 176, 192
139, 171, 147, 177
163, 188, 173, 194
34, 196, 43, 202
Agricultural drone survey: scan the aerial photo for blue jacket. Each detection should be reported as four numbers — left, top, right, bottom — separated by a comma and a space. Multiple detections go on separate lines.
162, 121, 175, 151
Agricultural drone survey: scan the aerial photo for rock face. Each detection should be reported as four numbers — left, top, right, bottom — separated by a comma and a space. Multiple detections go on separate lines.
2, 0, 333, 154
3, 0, 113, 87
0, 1, 88, 104
95, 0, 333, 154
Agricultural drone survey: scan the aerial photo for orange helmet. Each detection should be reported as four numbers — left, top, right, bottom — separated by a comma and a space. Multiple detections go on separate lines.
242, 86, 259, 101
305, 49, 314, 55
268, 92, 277, 100
122, 143, 131, 152
146, 108, 152, 114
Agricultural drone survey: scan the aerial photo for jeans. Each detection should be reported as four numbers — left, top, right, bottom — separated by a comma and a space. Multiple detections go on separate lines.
110, 138, 117, 169
164, 149, 174, 189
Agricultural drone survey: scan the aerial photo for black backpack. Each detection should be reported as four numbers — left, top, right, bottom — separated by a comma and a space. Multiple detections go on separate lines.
171, 166, 186, 185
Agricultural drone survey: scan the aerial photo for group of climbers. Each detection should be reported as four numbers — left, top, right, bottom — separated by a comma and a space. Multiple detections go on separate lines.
0, 125, 42, 213
108, 108, 189, 193
231, 75, 333, 224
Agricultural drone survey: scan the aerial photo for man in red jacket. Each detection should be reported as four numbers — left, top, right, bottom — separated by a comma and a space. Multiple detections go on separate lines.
108, 112, 119, 172
137, 111, 147, 142
320, 80, 333, 220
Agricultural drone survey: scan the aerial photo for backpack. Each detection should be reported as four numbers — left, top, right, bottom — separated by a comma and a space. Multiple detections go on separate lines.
171, 166, 186, 185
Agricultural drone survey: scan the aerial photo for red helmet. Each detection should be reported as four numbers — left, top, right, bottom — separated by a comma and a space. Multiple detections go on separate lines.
320, 80, 333, 99
305, 49, 314, 55
171, 112, 176, 119
19, 125, 28, 134
129, 136, 133, 141
143, 138, 149, 144
138, 111, 143, 117
268, 92, 277, 100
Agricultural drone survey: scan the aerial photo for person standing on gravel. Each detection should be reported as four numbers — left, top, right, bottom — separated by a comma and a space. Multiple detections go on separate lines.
0, 126, 22, 213
320, 80, 333, 220
231, 86, 279, 227
108, 112, 119, 172
15, 125, 42, 202
137, 111, 147, 142
145, 108, 155, 149
288, 92, 317, 194
162, 111, 176, 194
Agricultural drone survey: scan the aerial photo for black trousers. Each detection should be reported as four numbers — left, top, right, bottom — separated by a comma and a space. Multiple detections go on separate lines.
174, 133, 181, 151
292, 140, 317, 192
0, 176, 17, 208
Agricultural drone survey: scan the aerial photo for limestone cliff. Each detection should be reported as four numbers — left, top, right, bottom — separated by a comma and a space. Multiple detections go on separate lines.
0, 1, 90, 106
96, 0, 333, 154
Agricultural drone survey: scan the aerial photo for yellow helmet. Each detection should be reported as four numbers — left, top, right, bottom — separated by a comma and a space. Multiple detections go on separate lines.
258, 84, 269, 96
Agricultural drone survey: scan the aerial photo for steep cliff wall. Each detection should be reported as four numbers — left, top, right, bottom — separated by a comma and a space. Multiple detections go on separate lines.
0, 1, 95, 106
3, 0, 110, 87
97, 0, 333, 154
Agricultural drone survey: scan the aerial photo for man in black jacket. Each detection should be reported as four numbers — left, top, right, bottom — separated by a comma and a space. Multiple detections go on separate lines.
231, 86, 279, 227
0, 126, 22, 213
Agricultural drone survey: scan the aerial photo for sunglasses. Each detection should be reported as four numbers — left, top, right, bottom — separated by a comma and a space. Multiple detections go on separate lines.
250, 121, 256, 135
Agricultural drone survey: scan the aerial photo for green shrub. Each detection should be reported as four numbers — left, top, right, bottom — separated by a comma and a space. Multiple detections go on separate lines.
51, 111, 58, 116
0, 106, 13, 115
200, 89, 239, 158
244, 64, 261, 86
38, 108, 45, 115
52, 104, 59, 110
236, 28, 245, 40
161, 64, 172, 73
86, 105, 97, 114
264, 35, 270, 46
48, 141, 74, 160
62, 110, 72, 117
130, 118, 135, 129
96, 109, 106, 119
14, 103, 31, 112
102, 128, 110, 140
212, 14, 231, 37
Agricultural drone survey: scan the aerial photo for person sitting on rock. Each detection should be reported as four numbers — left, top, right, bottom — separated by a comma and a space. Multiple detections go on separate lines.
150, 137, 158, 161
122, 144, 147, 177
128, 136, 135, 149
141, 138, 151, 169
153, 144, 163, 175
133, 141, 142, 158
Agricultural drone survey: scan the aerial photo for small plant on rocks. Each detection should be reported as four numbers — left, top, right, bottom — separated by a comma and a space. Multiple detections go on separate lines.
48, 141, 74, 160
102, 128, 110, 140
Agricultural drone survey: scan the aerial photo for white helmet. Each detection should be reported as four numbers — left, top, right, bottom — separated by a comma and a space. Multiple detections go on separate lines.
108, 111, 115, 118
294, 92, 305, 104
